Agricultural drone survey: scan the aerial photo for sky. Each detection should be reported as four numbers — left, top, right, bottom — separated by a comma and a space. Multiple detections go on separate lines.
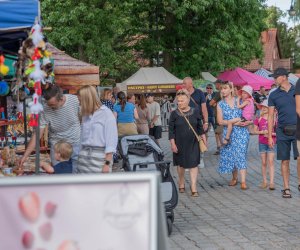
266, 0, 294, 27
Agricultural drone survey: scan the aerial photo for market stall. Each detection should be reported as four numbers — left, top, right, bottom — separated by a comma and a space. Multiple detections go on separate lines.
118, 67, 182, 99
47, 44, 99, 94
218, 67, 274, 90
255, 68, 299, 85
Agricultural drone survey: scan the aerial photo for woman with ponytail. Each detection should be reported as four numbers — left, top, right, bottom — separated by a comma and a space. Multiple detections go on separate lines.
113, 91, 139, 136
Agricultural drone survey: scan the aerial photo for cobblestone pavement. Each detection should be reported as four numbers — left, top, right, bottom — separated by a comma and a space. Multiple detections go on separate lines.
158, 131, 300, 250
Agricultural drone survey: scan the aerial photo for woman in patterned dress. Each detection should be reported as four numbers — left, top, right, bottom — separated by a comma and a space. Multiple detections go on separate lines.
100, 88, 114, 111
217, 81, 250, 190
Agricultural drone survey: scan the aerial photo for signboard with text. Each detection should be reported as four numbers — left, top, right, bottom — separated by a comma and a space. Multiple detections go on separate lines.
127, 84, 179, 94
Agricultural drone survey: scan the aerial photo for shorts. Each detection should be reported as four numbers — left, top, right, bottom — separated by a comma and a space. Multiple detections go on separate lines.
277, 139, 299, 160
149, 126, 162, 139
259, 143, 276, 153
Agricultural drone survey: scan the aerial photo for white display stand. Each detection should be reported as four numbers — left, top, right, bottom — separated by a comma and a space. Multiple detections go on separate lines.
0, 173, 168, 250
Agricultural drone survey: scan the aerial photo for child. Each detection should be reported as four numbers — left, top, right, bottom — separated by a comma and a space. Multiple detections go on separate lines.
253, 100, 276, 190
40, 140, 73, 174
223, 85, 254, 145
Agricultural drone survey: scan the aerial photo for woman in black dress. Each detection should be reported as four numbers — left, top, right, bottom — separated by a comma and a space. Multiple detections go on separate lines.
169, 89, 206, 197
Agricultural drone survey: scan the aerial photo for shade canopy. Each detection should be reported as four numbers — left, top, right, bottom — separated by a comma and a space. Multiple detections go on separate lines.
119, 67, 182, 94
0, 0, 39, 31
218, 67, 274, 91
255, 68, 298, 85
0, 0, 39, 55
201, 72, 217, 83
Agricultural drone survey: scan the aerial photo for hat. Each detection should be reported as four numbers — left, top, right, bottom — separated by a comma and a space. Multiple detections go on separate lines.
241, 85, 253, 97
145, 93, 154, 98
268, 68, 289, 78
257, 99, 268, 109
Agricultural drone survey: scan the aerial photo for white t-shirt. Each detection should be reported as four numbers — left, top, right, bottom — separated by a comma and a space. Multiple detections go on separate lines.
147, 101, 162, 126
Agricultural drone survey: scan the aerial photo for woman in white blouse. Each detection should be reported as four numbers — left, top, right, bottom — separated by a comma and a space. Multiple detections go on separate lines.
77, 86, 118, 173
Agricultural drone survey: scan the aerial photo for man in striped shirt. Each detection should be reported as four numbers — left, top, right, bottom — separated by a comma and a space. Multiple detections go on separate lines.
20, 85, 81, 173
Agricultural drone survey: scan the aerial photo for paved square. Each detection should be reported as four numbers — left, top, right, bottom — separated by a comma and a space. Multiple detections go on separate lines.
159, 131, 300, 250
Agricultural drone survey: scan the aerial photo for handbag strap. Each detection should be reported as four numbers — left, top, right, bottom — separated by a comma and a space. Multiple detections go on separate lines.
178, 108, 201, 142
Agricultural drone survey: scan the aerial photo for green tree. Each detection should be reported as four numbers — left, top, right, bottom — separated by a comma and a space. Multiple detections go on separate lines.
41, 0, 138, 83
42, 0, 267, 81
124, 0, 266, 78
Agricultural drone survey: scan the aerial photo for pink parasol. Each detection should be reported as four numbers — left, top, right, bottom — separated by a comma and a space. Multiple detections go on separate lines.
218, 67, 274, 91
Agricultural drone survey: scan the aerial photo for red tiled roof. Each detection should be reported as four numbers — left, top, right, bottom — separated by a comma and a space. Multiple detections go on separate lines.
244, 28, 291, 72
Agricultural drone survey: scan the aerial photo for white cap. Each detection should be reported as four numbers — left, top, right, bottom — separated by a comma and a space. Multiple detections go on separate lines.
241, 85, 253, 97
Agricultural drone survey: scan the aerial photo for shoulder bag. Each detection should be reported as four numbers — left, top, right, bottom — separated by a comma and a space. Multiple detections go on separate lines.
178, 109, 207, 153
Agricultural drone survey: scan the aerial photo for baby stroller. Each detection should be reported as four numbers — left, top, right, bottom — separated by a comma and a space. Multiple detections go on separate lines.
119, 134, 178, 235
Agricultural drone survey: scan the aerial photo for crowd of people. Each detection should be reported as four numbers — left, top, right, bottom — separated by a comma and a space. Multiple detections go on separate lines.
17, 67, 300, 199
169, 68, 300, 198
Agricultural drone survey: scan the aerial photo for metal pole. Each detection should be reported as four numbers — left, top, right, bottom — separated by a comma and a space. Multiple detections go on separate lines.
35, 113, 40, 175
23, 100, 27, 148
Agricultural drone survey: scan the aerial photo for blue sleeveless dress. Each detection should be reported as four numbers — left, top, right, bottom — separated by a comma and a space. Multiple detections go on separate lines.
218, 98, 250, 173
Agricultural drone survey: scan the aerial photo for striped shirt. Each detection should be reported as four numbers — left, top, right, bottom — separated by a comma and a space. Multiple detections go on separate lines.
40, 94, 81, 145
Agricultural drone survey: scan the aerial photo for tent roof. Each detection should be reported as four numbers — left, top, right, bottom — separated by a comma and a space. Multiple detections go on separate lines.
47, 44, 99, 93
0, 0, 39, 55
255, 68, 299, 85
0, 0, 39, 31
218, 67, 274, 91
201, 72, 217, 82
121, 67, 182, 85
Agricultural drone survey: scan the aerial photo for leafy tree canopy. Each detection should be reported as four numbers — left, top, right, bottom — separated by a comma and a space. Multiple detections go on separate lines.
42, 0, 267, 81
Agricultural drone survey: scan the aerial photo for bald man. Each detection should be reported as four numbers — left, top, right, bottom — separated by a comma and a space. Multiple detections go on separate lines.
182, 77, 208, 132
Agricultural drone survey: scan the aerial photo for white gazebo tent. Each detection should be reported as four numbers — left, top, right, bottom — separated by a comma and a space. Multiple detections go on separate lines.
117, 67, 182, 94
201, 72, 217, 83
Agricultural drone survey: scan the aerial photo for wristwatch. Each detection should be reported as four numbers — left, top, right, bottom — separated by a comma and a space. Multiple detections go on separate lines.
105, 160, 111, 165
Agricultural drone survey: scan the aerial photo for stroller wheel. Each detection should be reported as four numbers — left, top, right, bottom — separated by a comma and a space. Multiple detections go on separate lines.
167, 218, 172, 236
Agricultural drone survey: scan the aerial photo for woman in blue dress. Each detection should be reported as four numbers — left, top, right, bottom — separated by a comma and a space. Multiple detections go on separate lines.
217, 81, 250, 190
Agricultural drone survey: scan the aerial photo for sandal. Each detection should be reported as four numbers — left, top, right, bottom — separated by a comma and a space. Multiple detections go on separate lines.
190, 186, 199, 197
241, 182, 248, 190
223, 138, 231, 146
191, 191, 199, 197
179, 186, 185, 193
229, 178, 238, 186
281, 188, 292, 198
260, 182, 268, 189
269, 184, 275, 190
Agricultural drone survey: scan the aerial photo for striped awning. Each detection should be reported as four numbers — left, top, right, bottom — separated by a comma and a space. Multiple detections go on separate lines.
254, 68, 298, 85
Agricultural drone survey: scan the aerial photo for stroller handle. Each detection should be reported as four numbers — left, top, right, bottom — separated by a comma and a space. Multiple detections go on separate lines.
133, 160, 171, 172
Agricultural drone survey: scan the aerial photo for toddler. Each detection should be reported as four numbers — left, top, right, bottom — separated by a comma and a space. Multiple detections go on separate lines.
223, 85, 254, 145
40, 140, 73, 174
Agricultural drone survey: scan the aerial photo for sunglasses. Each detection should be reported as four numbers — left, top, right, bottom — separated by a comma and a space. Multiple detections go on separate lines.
206, 87, 212, 89
176, 90, 189, 96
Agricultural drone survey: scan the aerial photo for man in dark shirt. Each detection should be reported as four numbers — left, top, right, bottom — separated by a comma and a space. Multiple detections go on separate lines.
204, 83, 216, 130
182, 77, 208, 132
209, 80, 223, 155
254, 86, 267, 104
268, 68, 300, 198
295, 78, 300, 193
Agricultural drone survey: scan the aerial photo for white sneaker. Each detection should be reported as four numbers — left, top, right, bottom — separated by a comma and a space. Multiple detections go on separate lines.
198, 161, 205, 168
